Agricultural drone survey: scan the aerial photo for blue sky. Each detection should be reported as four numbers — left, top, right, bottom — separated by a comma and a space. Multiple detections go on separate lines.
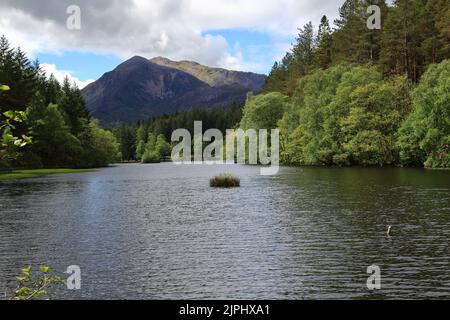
36, 52, 122, 83
203, 29, 294, 74
36, 29, 294, 84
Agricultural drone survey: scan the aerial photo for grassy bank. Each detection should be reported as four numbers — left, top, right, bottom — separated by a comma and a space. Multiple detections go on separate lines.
0, 168, 96, 181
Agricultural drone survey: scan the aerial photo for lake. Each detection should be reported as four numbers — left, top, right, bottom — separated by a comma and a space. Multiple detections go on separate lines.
0, 163, 449, 299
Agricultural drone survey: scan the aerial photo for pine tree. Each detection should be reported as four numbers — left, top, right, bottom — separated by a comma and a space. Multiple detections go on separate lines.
314, 15, 333, 69
59, 77, 90, 135
380, 0, 438, 82
425, 0, 450, 62
333, 0, 387, 64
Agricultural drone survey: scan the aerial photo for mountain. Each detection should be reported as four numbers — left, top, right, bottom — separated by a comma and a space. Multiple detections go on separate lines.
150, 57, 266, 91
82, 56, 266, 124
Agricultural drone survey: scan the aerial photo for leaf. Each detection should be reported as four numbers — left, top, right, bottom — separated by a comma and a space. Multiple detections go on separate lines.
3, 111, 14, 119
22, 266, 31, 277
0, 85, 10, 91
2, 133, 14, 143
39, 266, 50, 273
22, 135, 32, 144
3, 110, 24, 122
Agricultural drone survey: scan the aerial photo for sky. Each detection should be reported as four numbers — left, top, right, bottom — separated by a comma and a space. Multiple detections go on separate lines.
0, 0, 344, 88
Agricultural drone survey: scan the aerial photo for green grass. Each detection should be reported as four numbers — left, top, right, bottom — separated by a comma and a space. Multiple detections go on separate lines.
0, 168, 96, 181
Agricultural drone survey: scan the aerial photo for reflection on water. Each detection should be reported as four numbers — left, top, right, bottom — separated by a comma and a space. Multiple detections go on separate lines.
0, 164, 449, 299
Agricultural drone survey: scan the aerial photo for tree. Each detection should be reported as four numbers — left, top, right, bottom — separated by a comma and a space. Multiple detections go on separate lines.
333, 0, 387, 65
280, 65, 412, 166
0, 36, 39, 139
0, 36, 120, 170
113, 123, 136, 161
86, 120, 121, 167
58, 77, 90, 135
136, 140, 146, 161
155, 134, 171, 159
314, 16, 333, 69
280, 65, 351, 165
380, 0, 439, 82
426, 0, 450, 60
240, 93, 288, 130
397, 59, 450, 168
26, 97, 82, 168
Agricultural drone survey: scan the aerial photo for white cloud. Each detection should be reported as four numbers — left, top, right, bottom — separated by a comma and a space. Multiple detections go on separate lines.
40, 63, 94, 89
0, 0, 342, 73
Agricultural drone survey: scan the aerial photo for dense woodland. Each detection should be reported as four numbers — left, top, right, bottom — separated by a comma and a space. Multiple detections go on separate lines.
244, 0, 449, 168
0, 36, 120, 171
113, 107, 243, 162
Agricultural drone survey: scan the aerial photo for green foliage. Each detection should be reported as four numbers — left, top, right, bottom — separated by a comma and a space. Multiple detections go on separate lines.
12, 266, 64, 300
240, 92, 288, 130
155, 134, 171, 158
264, 0, 447, 95
397, 59, 450, 168
262, 1, 449, 169
380, 0, 440, 82
135, 140, 146, 161
118, 106, 242, 162
26, 100, 82, 167
281, 65, 412, 166
0, 36, 120, 170
81, 120, 121, 167
0, 83, 32, 170
59, 77, 90, 135
141, 149, 161, 164
112, 123, 136, 161
139, 133, 171, 163
279, 65, 351, 164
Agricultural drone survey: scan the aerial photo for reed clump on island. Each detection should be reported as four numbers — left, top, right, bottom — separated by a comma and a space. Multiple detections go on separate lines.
210, 173, 240, 188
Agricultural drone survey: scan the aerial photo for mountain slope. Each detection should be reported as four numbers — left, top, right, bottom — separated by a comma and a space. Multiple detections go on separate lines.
150, 57, 266, 91
82, 56, 266, 124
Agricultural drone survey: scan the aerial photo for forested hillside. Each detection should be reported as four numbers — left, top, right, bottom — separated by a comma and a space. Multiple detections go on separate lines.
246, 0, 449, 168
0, 36, 120, 171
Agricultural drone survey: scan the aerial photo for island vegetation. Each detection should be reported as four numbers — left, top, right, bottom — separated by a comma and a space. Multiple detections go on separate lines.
210, 173, 241, 188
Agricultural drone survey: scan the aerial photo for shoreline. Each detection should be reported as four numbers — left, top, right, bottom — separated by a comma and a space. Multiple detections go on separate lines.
0, 168, 96, 181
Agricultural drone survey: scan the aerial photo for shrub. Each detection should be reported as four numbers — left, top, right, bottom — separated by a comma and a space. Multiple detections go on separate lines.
142, 150, 161, 163
210, 173, 240, 188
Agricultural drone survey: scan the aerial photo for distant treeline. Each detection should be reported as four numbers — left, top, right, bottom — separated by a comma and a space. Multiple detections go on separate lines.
112, 107, 243, 162
239, 0, 449, 169
0, 36, 120, 170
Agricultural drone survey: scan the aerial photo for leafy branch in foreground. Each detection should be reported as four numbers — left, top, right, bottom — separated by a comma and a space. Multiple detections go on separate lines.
0, 84, 32, 170
12, 266, 65, 300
